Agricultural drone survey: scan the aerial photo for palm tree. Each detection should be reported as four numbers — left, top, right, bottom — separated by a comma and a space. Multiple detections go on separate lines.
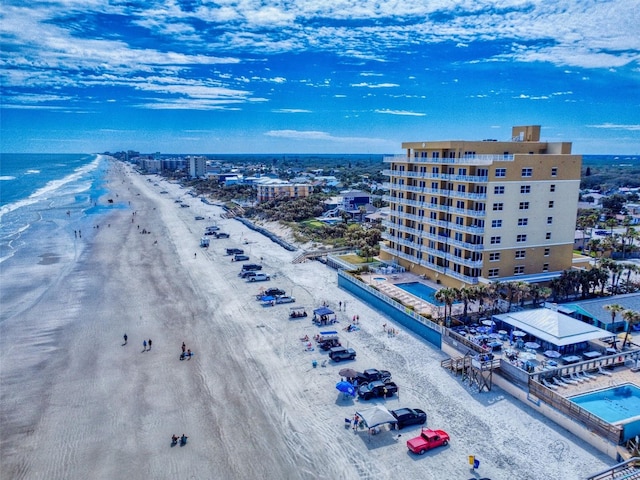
474, 284, 489, 316
604, 304, 625, 332
623, 263, 640, 292
435, 288, 457, 327
621, 309, 640, 349
456, 287, 476, 321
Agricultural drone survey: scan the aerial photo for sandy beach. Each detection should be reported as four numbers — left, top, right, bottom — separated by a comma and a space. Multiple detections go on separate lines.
0, 159, 615, 479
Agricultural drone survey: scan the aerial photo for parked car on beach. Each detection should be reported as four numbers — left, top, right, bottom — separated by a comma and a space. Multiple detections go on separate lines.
355, 369, 392, 385
194, 216, 205, 220
275, 296, 295, 304
390, 408, 427, 429
262, 288, 285, 297
406, 428, 449, 455
234, 254, 250, 261
249, 273, 270, 282
226, 248, 244, 255
241, 263, 262, 271
357, 380, 398, 400
329, 346, 356, 362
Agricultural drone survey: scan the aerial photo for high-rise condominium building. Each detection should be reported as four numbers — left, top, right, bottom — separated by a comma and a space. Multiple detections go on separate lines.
380, 126, 582, 288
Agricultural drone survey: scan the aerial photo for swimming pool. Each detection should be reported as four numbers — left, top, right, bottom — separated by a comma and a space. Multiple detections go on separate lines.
570, 384, 640, 424
395, 282, 449, 306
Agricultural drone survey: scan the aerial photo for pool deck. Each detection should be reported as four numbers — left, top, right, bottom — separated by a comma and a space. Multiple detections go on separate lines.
363, 272, 472, 319
548, 365, 640, 398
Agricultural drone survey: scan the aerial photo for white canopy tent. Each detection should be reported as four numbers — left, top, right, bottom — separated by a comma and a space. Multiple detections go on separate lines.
493, 308, 613, 348
355, 406, 397, 429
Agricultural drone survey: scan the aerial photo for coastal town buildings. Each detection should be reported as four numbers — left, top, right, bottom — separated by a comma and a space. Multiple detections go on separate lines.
380, 126, 582, 288
256, 179, 314, 202
188, 155, 207, 178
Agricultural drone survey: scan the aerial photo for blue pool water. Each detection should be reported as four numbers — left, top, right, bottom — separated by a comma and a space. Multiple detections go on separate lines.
570, 384, 640, 423
395, 282, 449, 306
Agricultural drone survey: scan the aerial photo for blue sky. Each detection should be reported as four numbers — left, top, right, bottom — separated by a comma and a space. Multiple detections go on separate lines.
1, 1, 639, 154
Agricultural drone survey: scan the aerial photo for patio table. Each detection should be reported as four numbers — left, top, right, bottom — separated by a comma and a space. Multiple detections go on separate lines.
582, 351, 602, 359
562, 355, 581, 364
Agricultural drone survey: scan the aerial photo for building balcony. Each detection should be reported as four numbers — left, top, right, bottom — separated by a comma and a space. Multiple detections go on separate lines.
383, 154, 514, 165
386, 209, 485, 234
383, 184, 487, 200
382, 233, 483, 268
382, 221, 485, 252
380, 244, 479, 284
383, 169, 489, 183
385, 196, 485, 218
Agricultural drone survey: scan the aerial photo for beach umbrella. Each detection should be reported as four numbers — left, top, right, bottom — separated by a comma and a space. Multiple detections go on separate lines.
338, 368, 359, 379
524, 342, 541, 350
513, 331, 526, 337
477, 326, 491, 334
489, 333, 501, 339
544, 350, 561, 358
481, 319, 494, 326
336, 381, 356, 397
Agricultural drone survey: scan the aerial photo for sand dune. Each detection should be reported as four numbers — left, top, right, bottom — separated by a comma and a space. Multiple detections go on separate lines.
0, 161, 614, 479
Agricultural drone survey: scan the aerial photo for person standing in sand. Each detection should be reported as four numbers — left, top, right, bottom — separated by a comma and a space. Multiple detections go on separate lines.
182, 342, 186, 353
123, 333, 128, 344
148, 339, 152, 350
143, 339, 147, 351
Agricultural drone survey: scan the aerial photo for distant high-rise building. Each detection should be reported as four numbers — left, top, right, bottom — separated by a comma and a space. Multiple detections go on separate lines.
188, 156, 207, 178
380, 126, 582, 287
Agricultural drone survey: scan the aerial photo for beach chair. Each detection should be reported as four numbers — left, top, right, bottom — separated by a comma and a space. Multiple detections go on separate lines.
552, 377, 567, 388
582, 370, 597, 380
541, 378, 558, 390
598, 366, 613, 377
560, 375, 578, 385
578, 371, 593, 381
570, 373, 585, 383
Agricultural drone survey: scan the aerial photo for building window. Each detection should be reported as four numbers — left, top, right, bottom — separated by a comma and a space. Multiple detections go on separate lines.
520, 185, 531, 194
455, 232, 463, 241
456, 217, 464, 225
489, 252, 501, 261
544, 248, 550, 256
488, 268, 500, 278
517, 234, 527, 242
551, 167, 558, 177
514, 266, 525, 275
491, 219, 502, 228
458, 168, 467, 176
494, 185, 505, 194
522, 168, 533, 177
430, 212, 437, 220
515, 250, 526, 259
548, 201, 554, 208
432, 166, 439, 174
545, 232, 551, 240
518, 218, 528, 226
550, 184, 556, 192
543, 263, 550, 272
519, 202, 530, 210
490, 236, 501, 245
495, 168, 506, 178
492, 203, 504, 211
547, 216, 553, 224
457, 184, 466, 192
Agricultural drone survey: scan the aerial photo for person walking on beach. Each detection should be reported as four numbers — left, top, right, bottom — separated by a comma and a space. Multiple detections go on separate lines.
148, 339, 152, 350
143, 340, 147, 351
182, 342, 186, 353
123, 333, 128, 345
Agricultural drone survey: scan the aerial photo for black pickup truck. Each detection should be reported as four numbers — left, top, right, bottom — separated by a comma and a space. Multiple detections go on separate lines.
354, 368, 392, 385
357, 380, 398, 400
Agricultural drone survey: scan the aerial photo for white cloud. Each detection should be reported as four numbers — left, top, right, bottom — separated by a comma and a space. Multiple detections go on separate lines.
264, 129, 389, 145
350, 82, 399, 88
272, 108, 312, 113
375, 109, 426, 116
587, 124, 640, 131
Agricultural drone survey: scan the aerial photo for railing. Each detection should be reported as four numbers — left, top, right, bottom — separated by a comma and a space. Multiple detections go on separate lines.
381, 233, 484, 268
383, 169, 489, 183
386, 184, 488, 200
528, 380, 624, 445
379, 245, 479, 284
586, 458, 640, 480
383, 154, 515, 164
337, 270, 444, 334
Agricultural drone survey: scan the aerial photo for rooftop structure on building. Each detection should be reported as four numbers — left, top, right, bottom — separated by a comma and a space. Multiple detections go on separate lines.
381, 126, 582, 288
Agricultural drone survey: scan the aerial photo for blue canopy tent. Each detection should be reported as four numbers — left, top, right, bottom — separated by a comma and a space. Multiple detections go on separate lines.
313, 307, 334, 316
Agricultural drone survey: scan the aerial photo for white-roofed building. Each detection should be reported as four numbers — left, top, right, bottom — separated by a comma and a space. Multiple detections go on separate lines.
493, 307, 613, 351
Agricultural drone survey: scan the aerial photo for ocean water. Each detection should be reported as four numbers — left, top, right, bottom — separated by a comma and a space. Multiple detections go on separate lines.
0, 154, 127, 323
0, 153, 113, 262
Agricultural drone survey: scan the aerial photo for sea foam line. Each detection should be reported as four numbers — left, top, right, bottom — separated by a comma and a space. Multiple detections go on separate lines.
0, 155, 102, 219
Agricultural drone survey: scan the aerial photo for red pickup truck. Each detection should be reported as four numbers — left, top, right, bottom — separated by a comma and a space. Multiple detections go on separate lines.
406, 428, 450, 455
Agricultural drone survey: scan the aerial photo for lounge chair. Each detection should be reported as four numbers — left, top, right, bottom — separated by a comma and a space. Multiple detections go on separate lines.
570, 373, 585, 383
561, 376, 578, 385
552, 377, 568, 388
542, 378, 558, 390
582, 370, 597, 380
598, 366, 613, 377
579, 371, 594, 381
